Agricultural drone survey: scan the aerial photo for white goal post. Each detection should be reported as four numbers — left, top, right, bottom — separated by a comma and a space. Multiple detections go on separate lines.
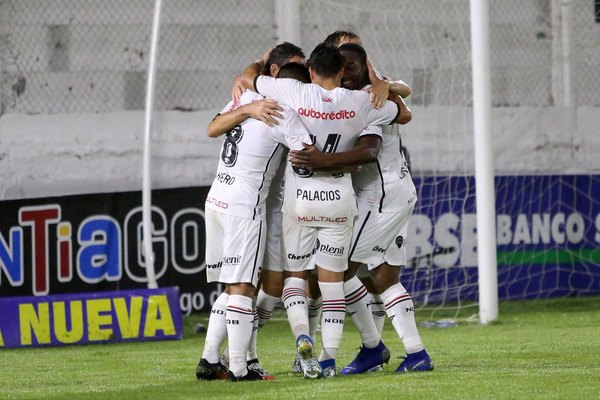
469, 0, 498, 323
142, 0, 163, 289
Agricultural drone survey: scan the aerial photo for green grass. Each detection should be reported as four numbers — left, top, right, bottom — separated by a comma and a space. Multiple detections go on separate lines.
1, 297, 599, 400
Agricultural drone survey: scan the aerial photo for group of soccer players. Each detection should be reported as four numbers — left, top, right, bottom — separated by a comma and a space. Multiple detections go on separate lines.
196, 31, 433, 382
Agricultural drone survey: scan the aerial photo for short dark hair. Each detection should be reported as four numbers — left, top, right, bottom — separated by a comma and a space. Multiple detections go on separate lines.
308, 43, 344, 78
324, 30, 361, 47
338, 43, 368, 65
263, 42, 305, 75
276, 62, 311, 83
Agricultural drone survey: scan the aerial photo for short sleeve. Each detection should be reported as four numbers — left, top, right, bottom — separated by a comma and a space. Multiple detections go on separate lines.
351, 89, 399, 127
364, 99, 400, 127
359, 124, 383, 139
254, 76, 303, 108
276, 108, 311, 151
218, 90, 258, 114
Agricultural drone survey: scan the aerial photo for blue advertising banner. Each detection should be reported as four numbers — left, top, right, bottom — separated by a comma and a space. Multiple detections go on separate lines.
0, 287, 182, 349
402, 175, 600, 305
1, 177, 599, 311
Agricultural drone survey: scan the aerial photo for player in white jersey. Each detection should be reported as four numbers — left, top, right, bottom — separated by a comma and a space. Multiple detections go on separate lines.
198, 65, 311, 382
290, 40, 433, 374
196, 43, 307, 382
238, 42, 411, 378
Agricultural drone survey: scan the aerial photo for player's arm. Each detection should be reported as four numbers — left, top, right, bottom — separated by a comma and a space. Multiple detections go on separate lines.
288, 135, 381, 171
232, 56, 270, 98
231, 48, 272, 101
367, 61, 411, 108
389, 80, 411, 98
362, 89, 412, 126
207, 99, 284, 138
389, 92, 412, 125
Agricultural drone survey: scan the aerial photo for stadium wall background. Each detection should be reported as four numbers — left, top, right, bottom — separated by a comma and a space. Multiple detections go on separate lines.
0, 107, 599, 200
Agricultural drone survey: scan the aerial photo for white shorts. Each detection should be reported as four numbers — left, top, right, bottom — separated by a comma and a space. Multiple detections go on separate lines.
263, 210, 284, 272
349, 205, 414, 270
282, 213, 352, 273
205, 208, 265, 287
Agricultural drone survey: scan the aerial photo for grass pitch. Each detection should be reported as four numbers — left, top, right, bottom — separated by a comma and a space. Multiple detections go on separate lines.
1, 296, 599, 400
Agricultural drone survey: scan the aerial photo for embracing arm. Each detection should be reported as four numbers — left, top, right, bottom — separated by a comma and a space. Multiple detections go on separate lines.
367, 61, 412, 108
288, 135, 382, 171
231, 48, 273, 101
207, 99, 284, 138
388, 80, 411, 98
232, 60, 264, 100
389, 93, 412, 125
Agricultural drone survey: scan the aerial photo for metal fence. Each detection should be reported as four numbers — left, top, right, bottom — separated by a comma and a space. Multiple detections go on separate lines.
0, 0, 598, 115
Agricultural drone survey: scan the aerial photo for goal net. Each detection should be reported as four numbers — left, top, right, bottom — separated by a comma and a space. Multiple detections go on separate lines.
299, 0, 600, 319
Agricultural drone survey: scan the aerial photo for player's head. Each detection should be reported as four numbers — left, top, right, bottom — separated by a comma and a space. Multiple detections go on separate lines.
276, 62, 311, 83
324, 30, 362, 47
264, 42, 306, 77
338, 43, 369, 90
307, 43, 344, 81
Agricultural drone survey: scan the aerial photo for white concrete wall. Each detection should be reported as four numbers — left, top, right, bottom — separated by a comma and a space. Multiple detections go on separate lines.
1, 106, 598, 201
0, 110, 222, 200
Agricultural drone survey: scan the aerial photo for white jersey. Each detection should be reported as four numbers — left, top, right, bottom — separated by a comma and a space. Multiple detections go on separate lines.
254, 76, 400, 226
206, 90, 311, 220
265, 155, 286, 213
353, 123, 417, 212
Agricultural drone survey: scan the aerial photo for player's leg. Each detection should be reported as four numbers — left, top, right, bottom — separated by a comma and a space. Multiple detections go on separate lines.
306, 271, 322, 343
281, 213, 320, 379
289, 271, 320, 374
314, 224, 354, 378
220, 215, 270, 381
256, 210, 285, 331
316, 267, 345, 378
343, 262, 380, 350
357, 272, 386, 334
196, 208, 229, 380
247, 209, 285, 379
339, 211, 393, 375
366, 290, 386, 335
196, 287, 230, 380
256, 270, 283, 328
370, 264, 432, 372
370, 206, 433, 373
226, 283, 258, 381
248, 272, 278, 379
245, 300, 275, 380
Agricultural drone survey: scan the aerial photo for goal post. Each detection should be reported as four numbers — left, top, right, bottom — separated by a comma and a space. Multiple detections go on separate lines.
141, 0, 163, 289
469, 0, 498, 323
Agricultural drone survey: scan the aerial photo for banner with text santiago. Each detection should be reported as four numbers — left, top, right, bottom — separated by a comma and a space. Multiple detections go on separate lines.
0, 187, 221, 314
404, 175, 600, 305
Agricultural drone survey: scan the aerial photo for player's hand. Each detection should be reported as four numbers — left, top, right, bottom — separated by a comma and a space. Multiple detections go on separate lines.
246, 99, 284, 127
368, 78, 389, 109
366, 59, 388, 108
231, 74, 245, 102
288, 143, 326, 170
